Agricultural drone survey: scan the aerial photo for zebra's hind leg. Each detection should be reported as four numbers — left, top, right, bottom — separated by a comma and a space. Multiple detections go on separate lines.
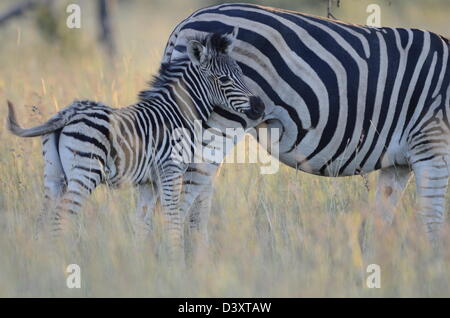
37, 133, 66, 239
360, 166, 411, 255
412, 156, 449, 249
50, 176, 96, 244
134, 182, 159, 241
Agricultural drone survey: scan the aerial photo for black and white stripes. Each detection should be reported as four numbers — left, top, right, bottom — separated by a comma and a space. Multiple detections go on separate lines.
7, 31, 265, 259
162, 3, 450, 246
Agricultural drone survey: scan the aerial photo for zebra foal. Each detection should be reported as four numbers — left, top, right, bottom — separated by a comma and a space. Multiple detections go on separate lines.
7, 29, 265, 259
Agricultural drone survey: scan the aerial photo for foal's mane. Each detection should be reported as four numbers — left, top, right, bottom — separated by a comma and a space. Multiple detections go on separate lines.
138, 32, 232, 102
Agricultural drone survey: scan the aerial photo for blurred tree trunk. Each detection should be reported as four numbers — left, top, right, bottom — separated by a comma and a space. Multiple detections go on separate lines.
0, 0, 49, 26
98, 0, 115, 57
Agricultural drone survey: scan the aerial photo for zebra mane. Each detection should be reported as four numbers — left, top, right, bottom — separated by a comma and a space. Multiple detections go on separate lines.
138, 58, 189, 102
138, 33, 232, 102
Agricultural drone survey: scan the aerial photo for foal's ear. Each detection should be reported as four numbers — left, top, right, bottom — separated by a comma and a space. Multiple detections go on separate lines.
187, 40, 207, 66
224, 26, 239, 54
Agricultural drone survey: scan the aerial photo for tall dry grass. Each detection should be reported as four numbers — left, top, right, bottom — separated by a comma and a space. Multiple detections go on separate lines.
0, 0, 449, 297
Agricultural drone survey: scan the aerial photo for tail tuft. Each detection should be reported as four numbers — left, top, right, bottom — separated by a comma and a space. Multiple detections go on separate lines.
6, 100, 25, 136
6, 100, 66, 137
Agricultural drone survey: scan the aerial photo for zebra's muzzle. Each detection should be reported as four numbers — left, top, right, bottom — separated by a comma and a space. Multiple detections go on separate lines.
244, 96, 265, 120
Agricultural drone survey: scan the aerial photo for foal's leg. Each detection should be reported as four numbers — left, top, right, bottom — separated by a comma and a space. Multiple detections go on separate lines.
50, 174, 98, 242
185, 184, 213, 262
49, 141, 103, 242
37, 133, 67, 239
181, 163, 220, 261
134, 182, 159, 240
159, 166, 185, 264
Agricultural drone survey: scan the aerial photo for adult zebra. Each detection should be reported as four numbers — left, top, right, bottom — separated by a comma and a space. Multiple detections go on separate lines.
161, 3, 450, 250
7, 30, 265, 259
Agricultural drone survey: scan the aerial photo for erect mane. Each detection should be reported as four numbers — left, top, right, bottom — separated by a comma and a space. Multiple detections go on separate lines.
138, 57, 189, 102
138, 32, 232, 102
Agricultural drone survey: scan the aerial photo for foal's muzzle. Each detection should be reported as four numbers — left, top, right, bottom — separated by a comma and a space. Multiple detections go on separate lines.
244, 96, 265, 120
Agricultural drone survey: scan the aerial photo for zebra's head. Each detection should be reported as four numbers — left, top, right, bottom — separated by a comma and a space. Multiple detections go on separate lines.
187, 28, 265, 120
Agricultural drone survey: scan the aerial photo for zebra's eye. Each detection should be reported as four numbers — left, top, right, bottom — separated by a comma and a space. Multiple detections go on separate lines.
217, 75, 232, 85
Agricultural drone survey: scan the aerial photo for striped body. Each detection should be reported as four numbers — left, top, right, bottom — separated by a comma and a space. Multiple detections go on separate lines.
46, 100, 201, 189
8, 32, 265, 260
161, 3, 450, 249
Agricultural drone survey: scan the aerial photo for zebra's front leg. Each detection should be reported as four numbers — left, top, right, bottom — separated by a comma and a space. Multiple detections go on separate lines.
185, 184, 214, 262
134, 182, 159, 240
36, 134, 67, 239
361, 166, 410, 255
159, 170, 185, 263
375, 166, 411, 227
180, 163, 217, 260
412, 157, 449, 248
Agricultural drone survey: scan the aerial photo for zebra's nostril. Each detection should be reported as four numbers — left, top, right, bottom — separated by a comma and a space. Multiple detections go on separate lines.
244, 96, 265, 120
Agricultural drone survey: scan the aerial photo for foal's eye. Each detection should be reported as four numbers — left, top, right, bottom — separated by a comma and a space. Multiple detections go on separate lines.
217, 76, 232, 84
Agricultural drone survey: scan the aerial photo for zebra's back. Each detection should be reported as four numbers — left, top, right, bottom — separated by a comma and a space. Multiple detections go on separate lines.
54, 100, 182, 188
165, 3, 450, 176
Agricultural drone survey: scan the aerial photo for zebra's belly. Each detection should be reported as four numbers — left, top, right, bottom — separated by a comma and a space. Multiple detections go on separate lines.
274, 136, 409, 177
105, 157, 157, 187
276, 152, 371, 177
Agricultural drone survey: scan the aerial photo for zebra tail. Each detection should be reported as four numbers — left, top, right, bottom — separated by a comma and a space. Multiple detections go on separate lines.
6, 100, 66, 137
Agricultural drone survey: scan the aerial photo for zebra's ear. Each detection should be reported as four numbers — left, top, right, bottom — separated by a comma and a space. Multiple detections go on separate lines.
187, 40, 207, 66
224, 26, 239, 53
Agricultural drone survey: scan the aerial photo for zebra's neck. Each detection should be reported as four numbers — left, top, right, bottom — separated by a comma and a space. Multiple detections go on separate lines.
138, 61, 215, 123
